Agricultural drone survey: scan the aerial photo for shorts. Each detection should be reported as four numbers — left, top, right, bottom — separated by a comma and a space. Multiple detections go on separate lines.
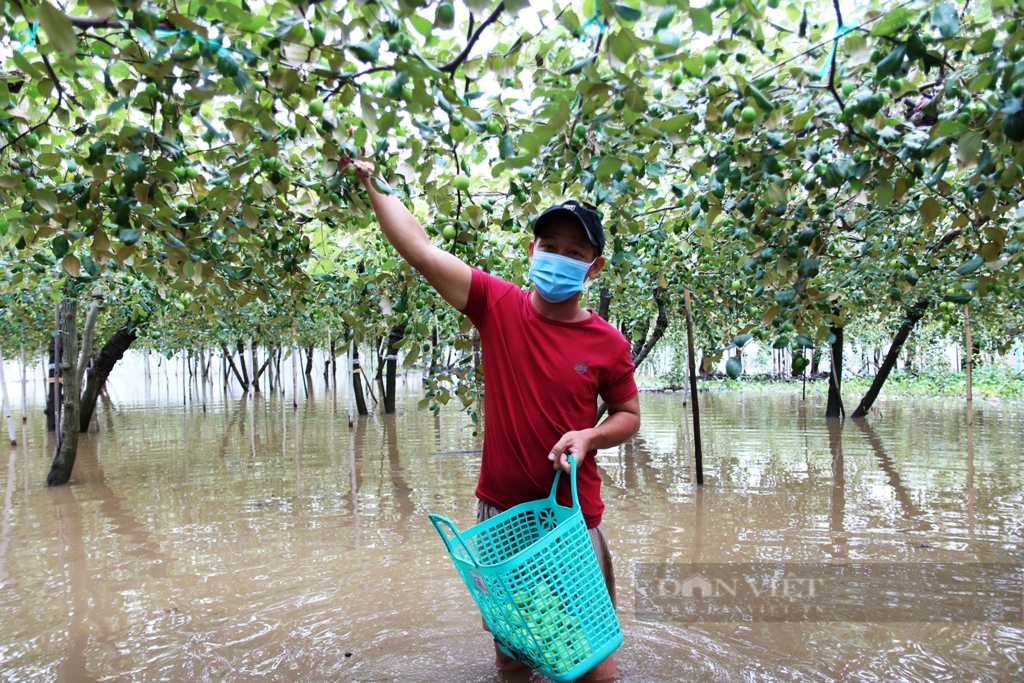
475, 499, 616, 632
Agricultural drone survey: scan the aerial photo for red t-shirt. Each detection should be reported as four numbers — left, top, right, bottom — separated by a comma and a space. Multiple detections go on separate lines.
460, 269, 638, 528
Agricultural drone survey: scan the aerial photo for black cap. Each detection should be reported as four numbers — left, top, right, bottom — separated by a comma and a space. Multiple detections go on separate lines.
533, 200, 605, 256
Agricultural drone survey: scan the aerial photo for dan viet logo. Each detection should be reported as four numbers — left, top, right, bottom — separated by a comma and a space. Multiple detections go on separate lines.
574, 362, 588, 373
635, 563, 1023, 623
674, 572, 822, 599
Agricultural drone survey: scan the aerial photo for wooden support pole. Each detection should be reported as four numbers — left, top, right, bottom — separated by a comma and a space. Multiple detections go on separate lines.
965, 304, 973, 427
347, 339, 355, 429
19, 344, 27, 423
0, 348, 17, 445
683, 290, 704, 486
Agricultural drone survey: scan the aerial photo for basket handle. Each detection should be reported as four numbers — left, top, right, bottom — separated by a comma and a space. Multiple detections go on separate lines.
548, 454, 579, 511
428, 513, 479, 568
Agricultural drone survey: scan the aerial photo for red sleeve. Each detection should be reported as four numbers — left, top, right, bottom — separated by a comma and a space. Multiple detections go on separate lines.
600, 334, 638, 406
458, 268, 516, 328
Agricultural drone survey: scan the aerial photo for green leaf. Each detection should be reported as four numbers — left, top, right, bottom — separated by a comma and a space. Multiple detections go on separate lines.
39, 1, 78, 56
52, 234, 69, 259
773, 336, 791, 350
932, 119, 967, 139
875, 43, 907, 79
733, 333, 753, 347
349, 38, 381, 63
920, 197, 940, 224
410, 15, 433, 37
655, 6, 675, 30
926, 156, 949, 187
609, 31, 634, 63
746, 85, 774, 111
613, 4, 642, 22
797, 258, 819, 278
871, 7, 910, 36
795, 334, 815, 348
957, 131, 984, 167
690, 7, 712, 35
35, 190, 59, 213
372, 178, 393, 195
654, 29, 681, 50
11, 51, 45, 82
930, 3, 959, 38
498, 135, 514, 160
822, 163, 845, 188
775, 289, 796, 306
385, 70, 409, 99
118, 228, 142, 246
563, 55, 596, 75
123, 152, 147, 186
944, 292, 972, 304
955, 256, 984, 275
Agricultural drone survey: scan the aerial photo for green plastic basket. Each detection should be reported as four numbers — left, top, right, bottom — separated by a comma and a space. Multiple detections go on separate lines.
429, 456, 622, 682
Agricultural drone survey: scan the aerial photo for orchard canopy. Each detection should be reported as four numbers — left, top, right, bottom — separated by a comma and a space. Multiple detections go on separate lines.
1, 0, 1023, 391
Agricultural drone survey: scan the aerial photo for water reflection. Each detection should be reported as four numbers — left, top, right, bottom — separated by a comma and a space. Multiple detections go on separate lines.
0, 377, 1021, 682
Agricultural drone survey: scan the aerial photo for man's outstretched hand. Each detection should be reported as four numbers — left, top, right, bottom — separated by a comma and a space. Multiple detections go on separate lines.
339, 153, 374, 185
548, 429, 595, 473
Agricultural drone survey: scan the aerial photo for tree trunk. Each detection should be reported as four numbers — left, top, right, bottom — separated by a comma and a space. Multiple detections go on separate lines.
221, 344, 248, 390
236, 340, 250, 388
48, 297, 81, 486
851, 299, 929, 419
75, 291, 103, 390
304, 345, 314, 375
44, 338, 59, 432
253, 345, 272, 394
80, 325, 138, 432
598, 286, 612, 321
826, 323, 845, 419
353, 344, 369, 416
384, 325, 403, 414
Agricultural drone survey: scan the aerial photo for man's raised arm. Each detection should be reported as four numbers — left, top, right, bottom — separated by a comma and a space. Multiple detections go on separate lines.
346, 159, 473, 310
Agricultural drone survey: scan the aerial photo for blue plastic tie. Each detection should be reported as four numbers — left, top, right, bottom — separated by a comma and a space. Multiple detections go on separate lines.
17, 23, 39, 53
818, 22, 856, 80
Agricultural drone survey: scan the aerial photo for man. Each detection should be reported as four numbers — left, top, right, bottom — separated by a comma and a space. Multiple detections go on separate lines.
343, 158, 640, 681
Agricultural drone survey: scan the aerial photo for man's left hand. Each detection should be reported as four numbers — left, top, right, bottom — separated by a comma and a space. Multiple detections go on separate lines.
548, 429, 595, 473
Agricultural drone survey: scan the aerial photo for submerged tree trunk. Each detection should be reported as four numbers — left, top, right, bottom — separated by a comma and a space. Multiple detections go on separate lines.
596, 291, 668, 423
236, 340, 250, 389
221, 344, 248, 390
304, 345, 314, 375
48, 297, 81, 486
352, 344, 368, 417
80, 325, 138, 433
826, 323, 845, 419
384, 325, 404, 414
44, 339, 59, 432
851, 299, 929, 419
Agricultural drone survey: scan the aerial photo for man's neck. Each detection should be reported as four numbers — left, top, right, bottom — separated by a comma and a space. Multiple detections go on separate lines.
530, 291, 592, 323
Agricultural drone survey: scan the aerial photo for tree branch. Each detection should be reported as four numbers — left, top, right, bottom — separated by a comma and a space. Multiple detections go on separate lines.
438, 2, 505, 74
827, 0, 845, 111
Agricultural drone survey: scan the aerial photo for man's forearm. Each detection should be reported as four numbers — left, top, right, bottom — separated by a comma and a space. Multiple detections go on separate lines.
360, 176, 432, 268
586, 410, 640, 451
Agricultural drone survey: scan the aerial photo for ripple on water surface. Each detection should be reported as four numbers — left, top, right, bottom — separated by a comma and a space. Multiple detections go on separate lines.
0, 375, 1021, 682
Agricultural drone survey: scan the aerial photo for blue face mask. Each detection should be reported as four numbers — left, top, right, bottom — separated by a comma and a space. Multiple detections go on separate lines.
529, 250, 596, 303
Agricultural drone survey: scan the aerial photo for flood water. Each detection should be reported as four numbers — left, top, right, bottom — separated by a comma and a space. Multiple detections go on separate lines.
1, 367, 1022, 682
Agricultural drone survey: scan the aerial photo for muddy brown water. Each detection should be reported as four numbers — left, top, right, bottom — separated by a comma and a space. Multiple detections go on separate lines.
0, 374, 1021, 682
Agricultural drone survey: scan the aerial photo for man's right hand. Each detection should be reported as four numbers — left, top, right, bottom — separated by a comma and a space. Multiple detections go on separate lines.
339, 154, 473, 311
